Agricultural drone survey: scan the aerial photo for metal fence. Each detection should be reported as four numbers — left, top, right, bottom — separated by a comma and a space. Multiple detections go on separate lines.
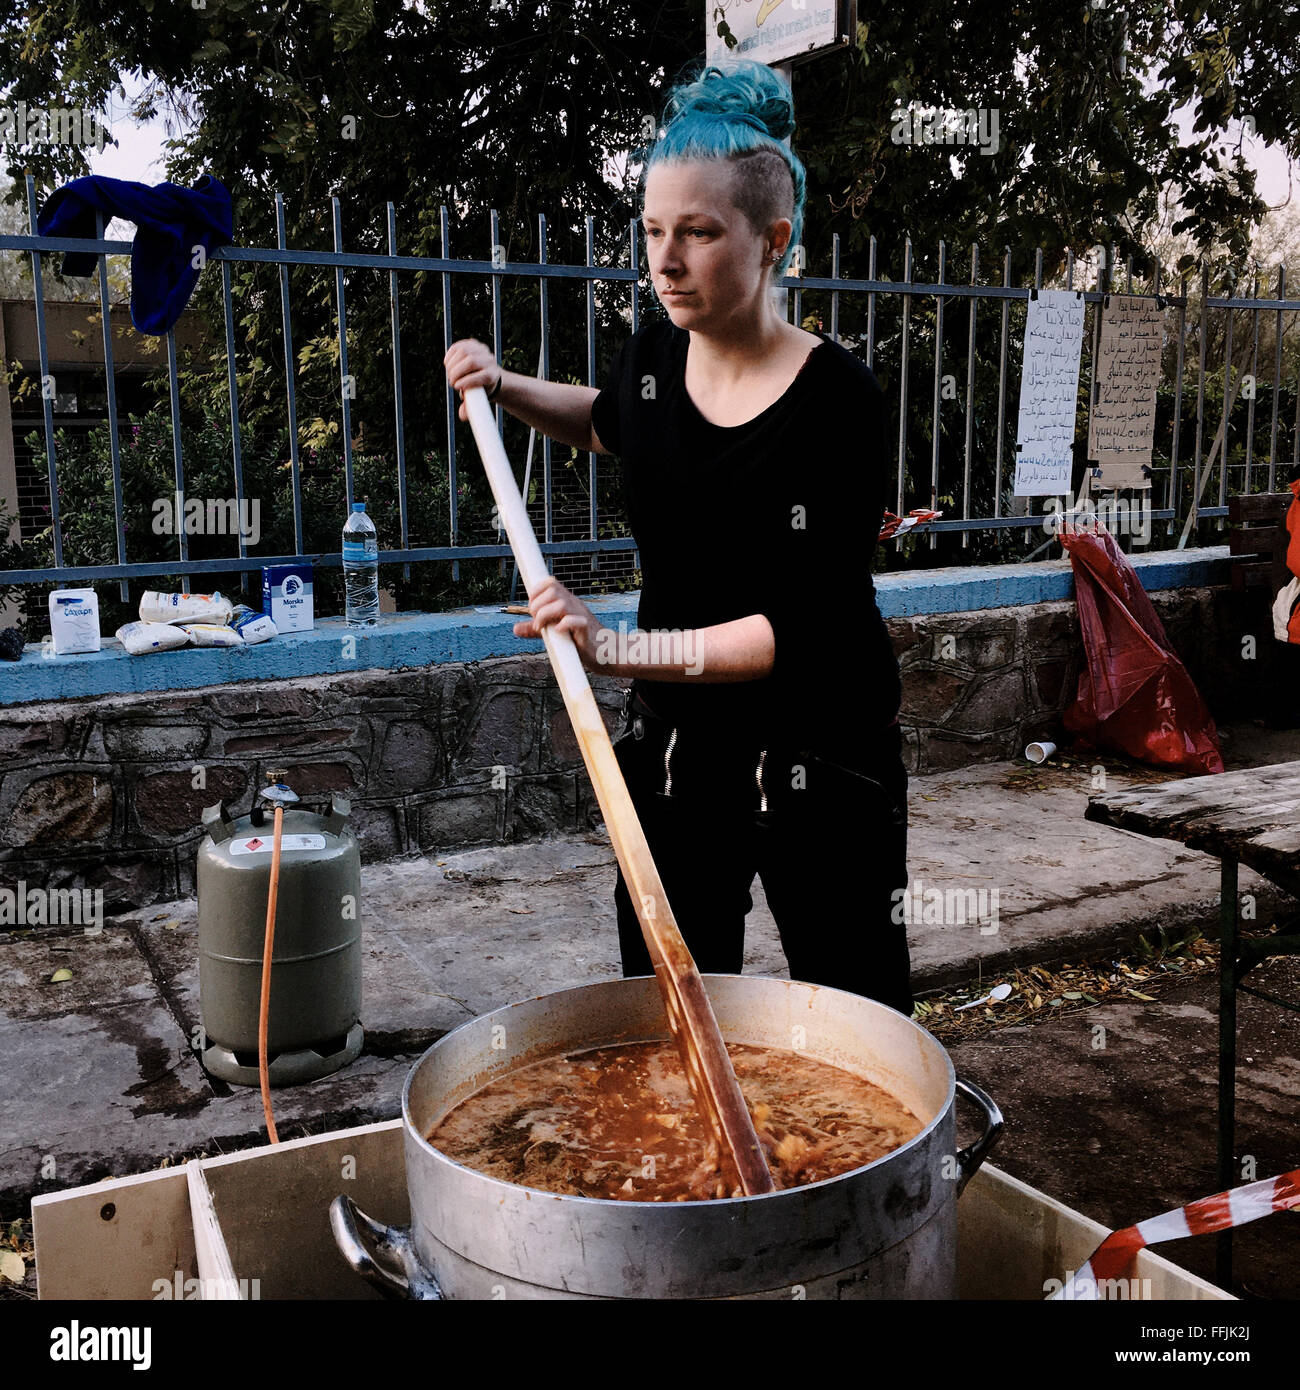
813, 239, 1300, 552
3, 168, 1299, 599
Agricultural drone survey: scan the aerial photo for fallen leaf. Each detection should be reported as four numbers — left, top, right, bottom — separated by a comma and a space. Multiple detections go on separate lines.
162, 919, 180, 930
49, 968, 73, 984
1063, 991, 1082, 1000
508, 908, 534, 915
1126, 989, 1156, 1001
0, 1249, 24, 1284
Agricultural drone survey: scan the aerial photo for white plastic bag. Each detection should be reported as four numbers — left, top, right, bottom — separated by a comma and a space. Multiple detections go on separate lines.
1273, 575, 1300, 643
231, 610, 278, 644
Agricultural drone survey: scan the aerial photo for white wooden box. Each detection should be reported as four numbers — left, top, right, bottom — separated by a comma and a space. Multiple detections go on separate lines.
30, 1121, 1231, 1301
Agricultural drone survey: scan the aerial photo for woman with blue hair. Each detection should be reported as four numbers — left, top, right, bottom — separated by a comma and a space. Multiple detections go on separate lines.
445, 59, 912, 1015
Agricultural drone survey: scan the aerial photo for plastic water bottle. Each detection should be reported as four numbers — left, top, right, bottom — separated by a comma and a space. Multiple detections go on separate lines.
342, 502, 379, 626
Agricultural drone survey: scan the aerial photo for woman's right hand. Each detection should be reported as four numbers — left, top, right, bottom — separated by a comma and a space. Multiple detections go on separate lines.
443, 338, 503, 420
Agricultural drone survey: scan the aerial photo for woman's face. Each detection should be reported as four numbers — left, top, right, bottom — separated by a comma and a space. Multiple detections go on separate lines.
642, 160, 789, 330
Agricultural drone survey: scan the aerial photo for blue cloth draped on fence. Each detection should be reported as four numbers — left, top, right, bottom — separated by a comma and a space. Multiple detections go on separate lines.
37, 174, 233, 336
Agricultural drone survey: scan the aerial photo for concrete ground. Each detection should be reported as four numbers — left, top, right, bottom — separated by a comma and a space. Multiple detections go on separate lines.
947, 953, 1300, 1300
2, 720, 1298, 1295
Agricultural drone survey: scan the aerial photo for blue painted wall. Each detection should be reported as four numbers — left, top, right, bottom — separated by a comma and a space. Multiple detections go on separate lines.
0, 547, 1232, 707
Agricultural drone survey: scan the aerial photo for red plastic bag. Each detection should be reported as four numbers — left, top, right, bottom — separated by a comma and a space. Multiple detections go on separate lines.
1059, 526, 1224, 775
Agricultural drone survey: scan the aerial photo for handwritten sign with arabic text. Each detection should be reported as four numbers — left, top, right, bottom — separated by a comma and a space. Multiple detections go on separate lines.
1015, 289, 1086, 496
1086, 294, 1164, 490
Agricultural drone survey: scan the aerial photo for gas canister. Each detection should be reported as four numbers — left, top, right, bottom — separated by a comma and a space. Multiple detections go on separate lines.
197, 793, 363, 1085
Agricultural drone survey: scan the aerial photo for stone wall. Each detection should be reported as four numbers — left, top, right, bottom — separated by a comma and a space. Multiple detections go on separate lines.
0, 585, 1273, 910
0, 656, 629, 912
896, 585, 1277, 771
898, 587, 1199, 770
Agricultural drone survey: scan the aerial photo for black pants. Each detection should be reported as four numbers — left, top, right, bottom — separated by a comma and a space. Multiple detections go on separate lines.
610, 692, 914, 1017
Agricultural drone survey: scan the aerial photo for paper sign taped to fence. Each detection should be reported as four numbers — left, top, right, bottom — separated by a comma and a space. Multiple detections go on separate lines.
1015, 289, 1085, 496
1086, 294, 1164, 488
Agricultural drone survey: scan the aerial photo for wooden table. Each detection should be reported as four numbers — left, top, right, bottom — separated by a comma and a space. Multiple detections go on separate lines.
1086, 760, 1300, 1290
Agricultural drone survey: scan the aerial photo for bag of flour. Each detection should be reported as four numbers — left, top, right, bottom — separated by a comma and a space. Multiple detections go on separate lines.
116, 620, 192, 655
139, 590, 233, 625
179, 622, 243, 648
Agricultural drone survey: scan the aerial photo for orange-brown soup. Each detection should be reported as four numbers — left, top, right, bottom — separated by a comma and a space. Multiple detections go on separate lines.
428, 1040, 924, 1202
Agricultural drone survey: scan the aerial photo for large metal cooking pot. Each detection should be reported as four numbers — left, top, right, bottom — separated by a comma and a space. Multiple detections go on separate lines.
331, 975, 1002, 1299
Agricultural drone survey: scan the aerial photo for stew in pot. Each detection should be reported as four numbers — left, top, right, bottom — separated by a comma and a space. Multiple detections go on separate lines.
428, 1040, 924, 1202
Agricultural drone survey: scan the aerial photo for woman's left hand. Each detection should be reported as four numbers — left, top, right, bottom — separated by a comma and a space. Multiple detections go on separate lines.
514, 576, 607, 670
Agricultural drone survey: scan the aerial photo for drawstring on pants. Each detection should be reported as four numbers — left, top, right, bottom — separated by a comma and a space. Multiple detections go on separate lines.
661, 728, 679, 798
623, 685, 775, 815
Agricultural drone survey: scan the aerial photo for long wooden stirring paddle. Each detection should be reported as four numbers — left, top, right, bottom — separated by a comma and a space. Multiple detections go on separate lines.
462, 385, 774, 1196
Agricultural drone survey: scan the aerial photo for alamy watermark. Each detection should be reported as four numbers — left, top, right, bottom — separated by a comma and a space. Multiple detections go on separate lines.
49, 1322, 150, 1369
1, 882, 104, 932
1043, 1275, 1153, 1300
0, 102, 109, 154
594, 621, 704, 676
891, 878, 1000, 935
152, 493, 261, 546
1041, 491, 1151, 544
891, 105, 1000, 156
153, 1271, 262, 1299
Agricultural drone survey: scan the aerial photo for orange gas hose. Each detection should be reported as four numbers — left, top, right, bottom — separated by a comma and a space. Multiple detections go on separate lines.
257, 803, 283, 1144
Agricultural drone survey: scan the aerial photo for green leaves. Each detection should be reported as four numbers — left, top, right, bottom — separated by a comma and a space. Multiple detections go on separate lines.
798, 0, 1297, 275
328, 0, 377, 52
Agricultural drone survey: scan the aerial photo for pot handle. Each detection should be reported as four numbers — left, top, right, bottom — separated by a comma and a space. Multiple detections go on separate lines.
329, 1195, 443, 1300
953, 1076, 1004, 1197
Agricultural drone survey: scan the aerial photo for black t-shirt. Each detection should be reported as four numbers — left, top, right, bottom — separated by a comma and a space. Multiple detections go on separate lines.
590, 315, 902, 755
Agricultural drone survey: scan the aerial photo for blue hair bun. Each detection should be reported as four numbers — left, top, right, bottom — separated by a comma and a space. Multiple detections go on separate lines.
664, 61, 795, 143
641, 57, 806, 278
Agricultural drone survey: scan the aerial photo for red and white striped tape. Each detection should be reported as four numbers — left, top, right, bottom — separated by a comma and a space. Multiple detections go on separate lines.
878, 508, 942, 541
1050, 1165, 1300, 1299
